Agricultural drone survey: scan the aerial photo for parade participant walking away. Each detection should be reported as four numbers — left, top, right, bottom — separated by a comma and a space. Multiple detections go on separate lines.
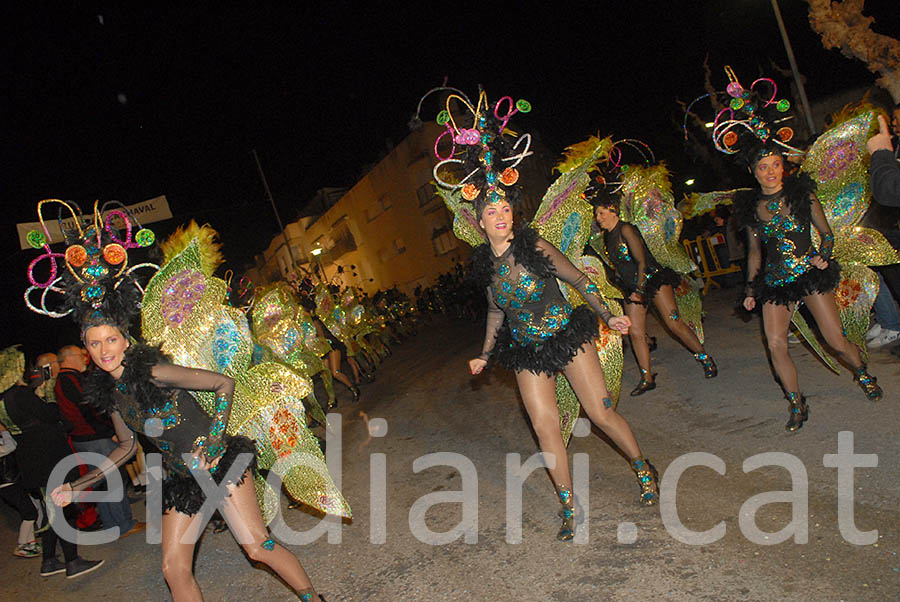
588, 180, 717, 395
694, 68, 886, 431
24, 203, 331, 601
426, 89, 659, 541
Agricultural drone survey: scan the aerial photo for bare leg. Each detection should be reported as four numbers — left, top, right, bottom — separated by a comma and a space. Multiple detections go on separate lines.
220, 473, 316, 595
761, 302, 799, 393
803, 291, 862, 367
652, 285, 704, 353
327, 351, 354, 390
161, 510, 204, 602
516, 370, 572, 492
624, 302, 654, 392
562, 344, 641, 459
346, 355, 362, 384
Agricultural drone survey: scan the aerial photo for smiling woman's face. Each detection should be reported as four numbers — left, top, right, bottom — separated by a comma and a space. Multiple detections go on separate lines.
479, 200, 513, 238
84, 324, 129, 378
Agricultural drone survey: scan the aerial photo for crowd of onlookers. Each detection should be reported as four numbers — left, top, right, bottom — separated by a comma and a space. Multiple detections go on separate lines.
0, 344, 147, 580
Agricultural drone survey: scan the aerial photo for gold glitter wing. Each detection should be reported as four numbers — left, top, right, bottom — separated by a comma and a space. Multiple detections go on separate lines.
251, 283, 335, 414
797, 109, 899, 359
679, 189, 752, 219
142, 232, 350, 519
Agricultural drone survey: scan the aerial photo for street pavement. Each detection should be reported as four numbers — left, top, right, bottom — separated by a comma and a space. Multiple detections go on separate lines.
1, 287, 898, 601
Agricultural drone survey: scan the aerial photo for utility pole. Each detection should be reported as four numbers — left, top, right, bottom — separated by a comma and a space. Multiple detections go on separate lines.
770, 0, 817, 135
252, 149, 297, 270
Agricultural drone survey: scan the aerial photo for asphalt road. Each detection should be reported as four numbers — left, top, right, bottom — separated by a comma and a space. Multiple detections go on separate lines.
2, 287, 898, 601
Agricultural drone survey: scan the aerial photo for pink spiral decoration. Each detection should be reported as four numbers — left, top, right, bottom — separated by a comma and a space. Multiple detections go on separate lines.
433, 125, 457, 161
104, 209, 135, 248
27, 246, 65, 288
750, 78, 777, 107
493, 96, 518, 133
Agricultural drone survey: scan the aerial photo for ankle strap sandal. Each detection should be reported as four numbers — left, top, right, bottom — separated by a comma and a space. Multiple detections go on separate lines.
784, 392, 809, 432
632, 457, 659, 506
693, 352, 718, 378
853, 365, 882, 401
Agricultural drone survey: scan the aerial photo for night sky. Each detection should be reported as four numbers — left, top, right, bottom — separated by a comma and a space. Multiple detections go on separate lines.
5, 2, 897, 357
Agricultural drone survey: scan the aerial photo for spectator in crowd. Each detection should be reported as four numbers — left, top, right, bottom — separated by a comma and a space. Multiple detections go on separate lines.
55, 345, 144, 538
33, 352, 59, 403
1, 348, 104, 578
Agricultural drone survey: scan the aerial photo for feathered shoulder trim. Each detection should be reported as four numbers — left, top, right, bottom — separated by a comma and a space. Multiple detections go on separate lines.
84, 343, 173, 414
471, 227, 554, 289
734, 172, 817, 230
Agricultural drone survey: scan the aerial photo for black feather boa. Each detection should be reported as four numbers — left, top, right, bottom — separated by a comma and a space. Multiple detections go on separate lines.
84, 343, 173, 414
471, 227, 553, 289
734, 172, 817, 231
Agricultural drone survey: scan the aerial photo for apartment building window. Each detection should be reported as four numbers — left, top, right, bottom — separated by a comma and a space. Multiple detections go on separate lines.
416, 182, 436, 208
432, 227, 457, 256
367, 194, 393, 222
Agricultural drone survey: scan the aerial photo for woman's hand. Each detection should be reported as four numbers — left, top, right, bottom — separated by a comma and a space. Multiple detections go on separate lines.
810, 255, 829, 270
50, 483, 74, 507
608, 315, 631, 334
468, 358, 488, 376
189, 448, 223, 472
743, 296, 756, 311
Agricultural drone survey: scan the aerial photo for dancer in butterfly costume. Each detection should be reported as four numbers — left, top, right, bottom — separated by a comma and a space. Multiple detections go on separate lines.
24, 205, 340, 601
687, 67, 896, 430
424, 88, 659, 541
574, 138, 715, 395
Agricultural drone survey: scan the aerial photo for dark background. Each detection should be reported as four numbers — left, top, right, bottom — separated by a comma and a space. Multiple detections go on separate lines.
4, 1, 897, 357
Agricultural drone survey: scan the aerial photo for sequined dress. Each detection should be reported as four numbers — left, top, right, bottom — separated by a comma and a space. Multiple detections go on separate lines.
737, 175, 839, 305
600, 221, 681, 305
473, 227, 614, 376
82, 345, 257, 515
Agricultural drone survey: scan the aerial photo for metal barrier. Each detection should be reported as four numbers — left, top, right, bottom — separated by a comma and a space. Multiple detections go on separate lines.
683, 234, 741, 295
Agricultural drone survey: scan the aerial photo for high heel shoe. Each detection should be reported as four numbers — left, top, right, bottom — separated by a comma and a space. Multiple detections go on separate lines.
784, 392, 809, 432
631, 457, 659, 506
349, 385, 360, 403
630, 372, 657, 396
556, 485, 575, 541
853, 364, 882, 401
693, 351, 717, 378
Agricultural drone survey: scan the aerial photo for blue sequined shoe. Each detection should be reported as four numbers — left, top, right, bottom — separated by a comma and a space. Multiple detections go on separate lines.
693, 351, 717, 378
853, 365, 882, 401
556, 485, 575, 541
785, 392, 808, 432
632, 457, 659, 506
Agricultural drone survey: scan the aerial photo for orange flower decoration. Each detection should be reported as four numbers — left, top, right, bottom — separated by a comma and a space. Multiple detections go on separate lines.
777, 127, 793, 142
461, 183, 480, 201
66, 245, 88, 267
103, 243, 126, 265
834, 278, 862, 310
723, 131, 738, 147
499, 167, 519, 186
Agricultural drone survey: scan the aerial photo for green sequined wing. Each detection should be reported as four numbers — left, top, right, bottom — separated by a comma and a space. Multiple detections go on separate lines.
832, 263, 880, 358
620, 164, 697, 275
679, 189, 752, 220
532, 137, 614, 264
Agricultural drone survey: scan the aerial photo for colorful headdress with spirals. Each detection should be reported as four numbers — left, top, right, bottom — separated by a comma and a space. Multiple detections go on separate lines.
425, 88, 534, 216
24, 199, 158, 334
687, 66, 803, 167
570, 136, 655, 206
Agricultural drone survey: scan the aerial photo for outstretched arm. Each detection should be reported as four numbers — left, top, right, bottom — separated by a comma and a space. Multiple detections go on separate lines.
55, 410, 137, 500
536, 237, 614, 324
150, 363, 235, 465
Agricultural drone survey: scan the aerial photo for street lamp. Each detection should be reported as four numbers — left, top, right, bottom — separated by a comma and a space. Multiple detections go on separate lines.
685, 179, 696, 186
310, 248, 322, 256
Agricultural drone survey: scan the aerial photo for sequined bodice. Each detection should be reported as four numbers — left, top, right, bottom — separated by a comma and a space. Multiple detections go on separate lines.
601, 221, 663, 293
754, 194, 816, 288
113, 386, 213, 476
490, 251, 576, 344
